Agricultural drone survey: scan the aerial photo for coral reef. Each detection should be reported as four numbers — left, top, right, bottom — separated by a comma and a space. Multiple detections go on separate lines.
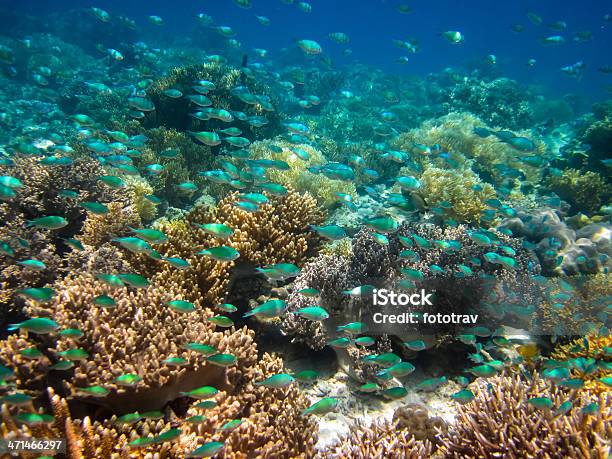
0, 206, 63, 315
283, 222, 540, 357
1, 354, 317, 458
436, 77, 535, 130
394, 112, 545, 187
320, 416, 434, 459
418, 166, 496, 224
249, 140, 357, 208
533, 273, 612, 337
551, 334, 612, 396
0, 155, 122, 224
145, 62, 281, 141
501, 207, 611, 275
545, 168, 611, 215
438, 371, 611, 458
78, 201, 141, 248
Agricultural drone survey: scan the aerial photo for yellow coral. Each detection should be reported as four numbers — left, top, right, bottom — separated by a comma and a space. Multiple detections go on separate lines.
535, 274, 611, 339
249, 140, 356, 208
123, 175, 157, 222
551, 333, 612, 396
418, 166, 496, 224
395, 112, 544, 186
545, 168, 612, 215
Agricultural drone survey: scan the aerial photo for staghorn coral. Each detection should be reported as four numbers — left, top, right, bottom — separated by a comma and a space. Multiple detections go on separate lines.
551, 334, 612, 396
320, 415, 435, 459
2, 353, 317, 459
438, 371, 611, 458
20, 271, 254, 412
418, 166, 496, 224
78, 201, 141, 248
179, 353, 317, 459
545, 168, 611, 215
249, 140, 357, 208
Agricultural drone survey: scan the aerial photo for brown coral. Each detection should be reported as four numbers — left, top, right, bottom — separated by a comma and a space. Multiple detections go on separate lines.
418, 166, 496, 224
0, 205, 63, 313
190, 187, 326, 266
320, 415, 435, 459
1, 354, 316, 458
20, 271, 253, 412
438, 371, 611, 458
78, 201, 142, 248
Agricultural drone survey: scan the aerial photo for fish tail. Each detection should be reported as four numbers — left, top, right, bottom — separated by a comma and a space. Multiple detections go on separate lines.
7, 323, 20, 331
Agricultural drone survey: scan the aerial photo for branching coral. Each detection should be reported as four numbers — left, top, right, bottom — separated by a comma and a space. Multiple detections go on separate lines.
533, 274, 611, 337
438, 77, 535, 130
551, 334, 612, 396
145, 62, 281, 140
394, 112, 545, 187
123, 176, 157, 222
193, 187, 326, 266
0, 155, 123, 223
0, 205, 63, 315
78, 201, 142, 248
320, 414, 435, 458
438, 371, 611, 458
19, 271, 253, 412
249, 140, 357, 208
2, 353, 317, 458
418, 166, 496, 224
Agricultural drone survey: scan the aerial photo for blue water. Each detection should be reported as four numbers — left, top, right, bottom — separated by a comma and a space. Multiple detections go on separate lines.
5, 0, 611, 102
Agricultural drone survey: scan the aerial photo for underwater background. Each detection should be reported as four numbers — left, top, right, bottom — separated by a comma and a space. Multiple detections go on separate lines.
0, 0, 610, 457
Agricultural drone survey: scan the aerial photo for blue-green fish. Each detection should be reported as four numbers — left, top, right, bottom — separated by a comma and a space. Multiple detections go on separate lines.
255, 373, 295, 388
198, 246, 240, 262
244, 299, 286, 318
292, 306, 329, 321
310, 224, 347, 240
26, 216, 68, 230
8, 317, 59, 333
